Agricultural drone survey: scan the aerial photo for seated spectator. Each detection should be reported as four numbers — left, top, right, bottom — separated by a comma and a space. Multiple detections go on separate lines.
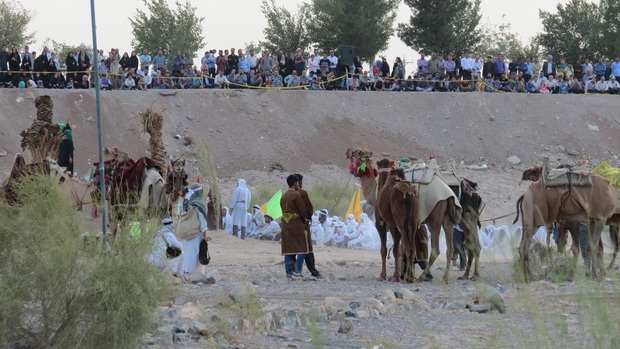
144, 67, 154, 88
185, 68, 198, 88
175, 70, 188, 89
66, 79, 74, 89
607, 75, 620, 94
226, 68, 237, 84
100, 74, 112, 90
525, 76, 539, 93
371, 72, 385, 91
325, 217, 346, 247
214, 70, 229, 88
348, 74, 360, 91
284, 70, 301, 87
299, 70, 311, 87
81, 74, 90, 89
585, 76, 598, 93
309, 76, 322, 90
250, 70, 263, 87
271, 75, 283, 87
568, 76, 584, 94
557, 79, 569, 94
248, 205, 265, 237
539, 81, 550, 94
255, 214, 281, 241
234, 68, 248, 86
595, 76, 608, 93
416, 74, 433, 92
123, 73, 136, 90
138, 75, 148, 90
49, 72, 65, 89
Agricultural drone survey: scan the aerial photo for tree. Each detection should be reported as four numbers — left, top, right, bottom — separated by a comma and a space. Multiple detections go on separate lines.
259, 0, 312, 54
306, 0, 399, 62
397, 0, 482, 56
536, 0, 603, 62
244, 41, 262, 55
599, 0, 620, 58
0, 0, 35, 48
42, 38, 92, 68
478, 19, 529, 58
129, 0, 205, 63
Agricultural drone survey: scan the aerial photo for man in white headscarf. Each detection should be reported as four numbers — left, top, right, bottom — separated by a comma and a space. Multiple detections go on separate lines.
230, 178, 251, 239
345, 214, 358, 235
347, 213, 376, 249
248, 204, 265, 237
310, 211, 325, 245
177, 183, 208, 282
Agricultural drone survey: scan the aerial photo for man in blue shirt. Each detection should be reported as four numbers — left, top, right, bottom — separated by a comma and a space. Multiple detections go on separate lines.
611, 56, 620, 80
139, 49, 151, 66
153, 50, 166, 70
594, 58, 607, 80
494, 54, 506, 79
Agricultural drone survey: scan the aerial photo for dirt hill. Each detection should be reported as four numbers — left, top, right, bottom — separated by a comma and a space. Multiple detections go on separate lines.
1, 89, 619, 225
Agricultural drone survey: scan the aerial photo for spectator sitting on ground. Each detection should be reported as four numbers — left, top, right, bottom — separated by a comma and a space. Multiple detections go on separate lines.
569, 76, 584, 94
214, 70, 229, 88
526, 76, 539, 93
250, 70, 263, 87
309, 76, 322, 90
557, 79, 569, 94
234, 68, 248, 86
100, 74, 112, 90
348, 74, 360, 91
226, 68, 237, 84
123, 73, 136, 90
284, 70, 301, 87
595, 76, 608, 93
255, 214, 281, 241
585, 76, 597, 93
607, 75, 619, 94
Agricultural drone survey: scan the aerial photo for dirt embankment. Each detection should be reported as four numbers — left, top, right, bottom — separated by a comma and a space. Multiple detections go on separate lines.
1, 89, 619, 183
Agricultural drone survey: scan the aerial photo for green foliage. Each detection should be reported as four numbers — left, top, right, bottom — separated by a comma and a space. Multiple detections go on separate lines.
307, 0, 399, 62
42, 38, 92, 68
0, 174, 175, 349
398, 0, 482, 55
0, 0, 35, 48
536, 0, 606, 62
244, 41, 262, 55
512, 242, 575, 283
129, 0, 205, 66
251, 182, 279, 208
600, 0, 620, 59
307, 182, 356, 218
479, 20, 530, 59
260, 0, 312, 55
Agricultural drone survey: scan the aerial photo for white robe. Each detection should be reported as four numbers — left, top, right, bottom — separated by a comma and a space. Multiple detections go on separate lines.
177, 201, 208, 275
310, 215, 325, 245
348, 213, 376, 249
147, 224, 183, 268
248, 208, 265, 236
230, 179, 251, 227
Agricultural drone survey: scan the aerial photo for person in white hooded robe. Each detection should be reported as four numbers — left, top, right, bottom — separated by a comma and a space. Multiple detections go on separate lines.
345, 214, 358, 235
248, 204, 266, 237
177, 183, 209, 282
230, 178, 251, 239
148, 217, 183, 269
310, 211, 325, 245
222, 207, 233, 234
347, 213, 376, 249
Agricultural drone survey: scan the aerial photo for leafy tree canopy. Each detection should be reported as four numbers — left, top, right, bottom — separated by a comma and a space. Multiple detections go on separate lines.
260, 0, 312, 55
0, 0, 35, 48
129, 0, 205, 64
397, 0, 482, 56
306, 0, 399, 62
536, 0, 605, 62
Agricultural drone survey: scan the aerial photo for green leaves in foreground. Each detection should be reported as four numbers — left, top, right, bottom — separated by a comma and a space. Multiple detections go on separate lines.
0, 174, 174, 349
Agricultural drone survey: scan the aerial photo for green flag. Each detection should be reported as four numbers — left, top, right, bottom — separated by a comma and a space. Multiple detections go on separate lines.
261, 189, 283, 220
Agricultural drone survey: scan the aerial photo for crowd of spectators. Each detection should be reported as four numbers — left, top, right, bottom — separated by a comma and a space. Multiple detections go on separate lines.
0, 43, 618, 94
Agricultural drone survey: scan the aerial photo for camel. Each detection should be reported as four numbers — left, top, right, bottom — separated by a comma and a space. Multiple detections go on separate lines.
108, 155, 170, 242
555, 221, 620, 270
456, 178, 483, 281
375, 167, 419, 283
514, 174, 618, 282
47, 160, 96, 211
346, 148, 462, 283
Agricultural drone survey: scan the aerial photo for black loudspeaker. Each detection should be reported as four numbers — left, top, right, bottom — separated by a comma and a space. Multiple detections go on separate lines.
338, 45, 357, 66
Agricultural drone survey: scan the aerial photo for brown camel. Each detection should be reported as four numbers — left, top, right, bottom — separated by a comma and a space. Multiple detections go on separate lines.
514, 174, 618, 282
555, 221, 620, 270
346, 147, 462, 283
375, 167, 419, 282
48, 160, 96, 211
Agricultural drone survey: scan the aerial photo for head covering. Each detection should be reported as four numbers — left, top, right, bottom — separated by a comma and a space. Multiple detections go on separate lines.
320, 209, 329, 216
253, 204, 260, 210
183, 182, 207, 218
265, 214, 273, 220
347, 214, 354, 221
63, 128, 73, 140
547, 54, 553, 60
161, 217, 173, 225
238, 179, 247, 187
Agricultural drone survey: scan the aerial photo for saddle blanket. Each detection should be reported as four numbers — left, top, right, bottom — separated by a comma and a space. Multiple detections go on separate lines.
544, 167, 592, 187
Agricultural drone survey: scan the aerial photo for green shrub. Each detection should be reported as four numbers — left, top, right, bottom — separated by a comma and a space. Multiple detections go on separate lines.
0, 174, 175, 349
308, 182, 356, 218
512, 242, 576, 283
251, 182, 280, 208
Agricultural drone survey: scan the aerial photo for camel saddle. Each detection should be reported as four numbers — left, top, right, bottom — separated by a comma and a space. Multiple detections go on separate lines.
543, 166, 592, 188
405, 159, 461, 187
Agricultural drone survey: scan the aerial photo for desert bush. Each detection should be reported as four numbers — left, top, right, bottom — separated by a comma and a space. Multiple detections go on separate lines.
512, 242, 575, 282
308, 182, 356, 218
251, 182, 280, 208
0, 174, 175, 349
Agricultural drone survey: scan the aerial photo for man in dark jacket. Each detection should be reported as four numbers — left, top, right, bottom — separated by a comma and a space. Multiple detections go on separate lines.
0, 45, 10, 86
541, 54, 556, 78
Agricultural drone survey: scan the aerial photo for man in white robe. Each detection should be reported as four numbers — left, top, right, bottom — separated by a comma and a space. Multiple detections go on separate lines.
255, 214, 282, 241
347, 213, 376, 249
230, 178, 251, 239
310, 212, 325, 245
248, 205, 265, 237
